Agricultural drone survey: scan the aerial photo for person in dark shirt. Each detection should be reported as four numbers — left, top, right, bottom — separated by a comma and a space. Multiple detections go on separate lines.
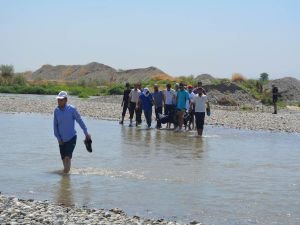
119, 82, 131, 124
153, 84, 164, 129
272, 84, 279, 114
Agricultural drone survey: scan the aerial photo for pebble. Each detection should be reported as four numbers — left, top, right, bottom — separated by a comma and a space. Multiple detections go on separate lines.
0, 94, 300, 133
0, 195, 197, 225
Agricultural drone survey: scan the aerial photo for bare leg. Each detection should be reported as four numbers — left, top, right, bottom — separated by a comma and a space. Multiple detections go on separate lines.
191, 116, 195, 130
63, 157, 71, 174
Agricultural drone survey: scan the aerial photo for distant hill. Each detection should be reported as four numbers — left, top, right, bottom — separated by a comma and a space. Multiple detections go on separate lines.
26, 63, 300, 104
270, 77, 300, 103
30, 62, 173, 84
195, 74, 216, 85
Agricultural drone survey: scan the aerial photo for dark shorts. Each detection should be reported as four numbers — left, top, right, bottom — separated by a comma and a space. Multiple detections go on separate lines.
195, 112, 205, 130
59, 135, 77, 160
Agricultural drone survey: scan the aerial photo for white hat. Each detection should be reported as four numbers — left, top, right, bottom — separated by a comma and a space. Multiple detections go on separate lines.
56, 91, 68, 99
143, 87, 150, 97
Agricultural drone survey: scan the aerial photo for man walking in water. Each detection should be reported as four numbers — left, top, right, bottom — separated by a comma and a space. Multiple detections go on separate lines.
153, 84, 164, 129
139, 87, 154, 128
175, 83, 190, 132
53, 91, 91, 174
190, 87, 210, 136
119, 82, 131, 124
128, 83, 141, 127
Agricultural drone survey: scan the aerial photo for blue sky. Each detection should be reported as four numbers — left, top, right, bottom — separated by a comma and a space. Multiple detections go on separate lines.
1, 0, 299, 79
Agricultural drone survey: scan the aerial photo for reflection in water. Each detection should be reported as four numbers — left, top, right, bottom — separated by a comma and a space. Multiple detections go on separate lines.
122, 126, 205, 159
56, 175, 74, 207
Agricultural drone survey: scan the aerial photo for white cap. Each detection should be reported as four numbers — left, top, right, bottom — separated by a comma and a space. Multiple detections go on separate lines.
56, 91, 68, 99
143, 87, 150, 97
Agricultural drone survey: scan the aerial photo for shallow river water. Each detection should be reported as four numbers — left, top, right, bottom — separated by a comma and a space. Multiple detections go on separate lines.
0, 112, 299, 225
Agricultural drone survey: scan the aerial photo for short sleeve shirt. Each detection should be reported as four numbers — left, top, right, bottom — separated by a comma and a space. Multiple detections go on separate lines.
192, 94, 208, 112
164, 89, 176, 105
129, 89, 141, 103
176, 90, 190, 110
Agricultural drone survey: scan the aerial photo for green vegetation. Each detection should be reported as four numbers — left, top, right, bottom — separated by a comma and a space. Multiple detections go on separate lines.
0, 82, 100, 97
241, 105, 253, 111
260, 73, 269, 83
211, 78, 230, 85
0, 65, 14, 78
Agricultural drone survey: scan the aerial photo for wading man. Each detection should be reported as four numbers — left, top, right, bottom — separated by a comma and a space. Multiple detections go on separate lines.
119, 82, 131, 125
53, 91, 91, 173
190, 87, 210, 136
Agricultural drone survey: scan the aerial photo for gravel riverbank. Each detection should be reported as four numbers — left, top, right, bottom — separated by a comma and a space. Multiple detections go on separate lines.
1, 94, 300, 133
0, 195, 199, 225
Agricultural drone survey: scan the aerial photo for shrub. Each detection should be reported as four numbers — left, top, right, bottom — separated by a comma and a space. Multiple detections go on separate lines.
13, 75, 27, 85
77, 79, 87, 87
78, 92, 90, 98
232, 73, 246, 83
241, 105, 253, 111
261, 95, 272, 105
0, 65, 14, 78
107, 84, 124, 95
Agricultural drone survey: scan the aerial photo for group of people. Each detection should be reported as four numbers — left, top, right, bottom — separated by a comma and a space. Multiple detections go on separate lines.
119, 81, 210, 136
53, 82, 279, 174
52, 82, 210, 174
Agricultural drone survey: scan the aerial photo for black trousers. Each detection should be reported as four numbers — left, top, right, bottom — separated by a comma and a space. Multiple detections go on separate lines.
122, 102, 129, 117
129, 102, 142, 124
195, 112, 205, 129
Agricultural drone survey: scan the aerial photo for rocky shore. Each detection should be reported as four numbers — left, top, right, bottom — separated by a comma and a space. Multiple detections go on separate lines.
0, 195, 199, 225
1, 93, 300, 133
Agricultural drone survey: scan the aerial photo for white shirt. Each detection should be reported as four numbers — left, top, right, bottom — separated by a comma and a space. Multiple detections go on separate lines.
186, 92, 195, 111
164, 89, 176, 105
191, 94, 208, 112
129, 89, 141, 103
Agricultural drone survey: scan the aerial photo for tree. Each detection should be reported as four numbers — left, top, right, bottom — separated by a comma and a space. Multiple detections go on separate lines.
0, 64, 14, 78
260, 73, 269, 82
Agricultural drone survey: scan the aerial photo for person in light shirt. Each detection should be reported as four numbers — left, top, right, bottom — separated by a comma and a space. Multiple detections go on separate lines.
163, 83, 176, 129
53, 91, 91, 173
128, 83, 141, 127
186, 85, 195, 130
190, 87, 210, 136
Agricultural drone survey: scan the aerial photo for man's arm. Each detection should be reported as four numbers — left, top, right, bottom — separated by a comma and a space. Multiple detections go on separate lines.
189, 98, 194, 112
121, 91, 125, 107
53, 111, 63, 144
206, 96, 210, 112
129, 90, 132, 103
73, 108, 91, 139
